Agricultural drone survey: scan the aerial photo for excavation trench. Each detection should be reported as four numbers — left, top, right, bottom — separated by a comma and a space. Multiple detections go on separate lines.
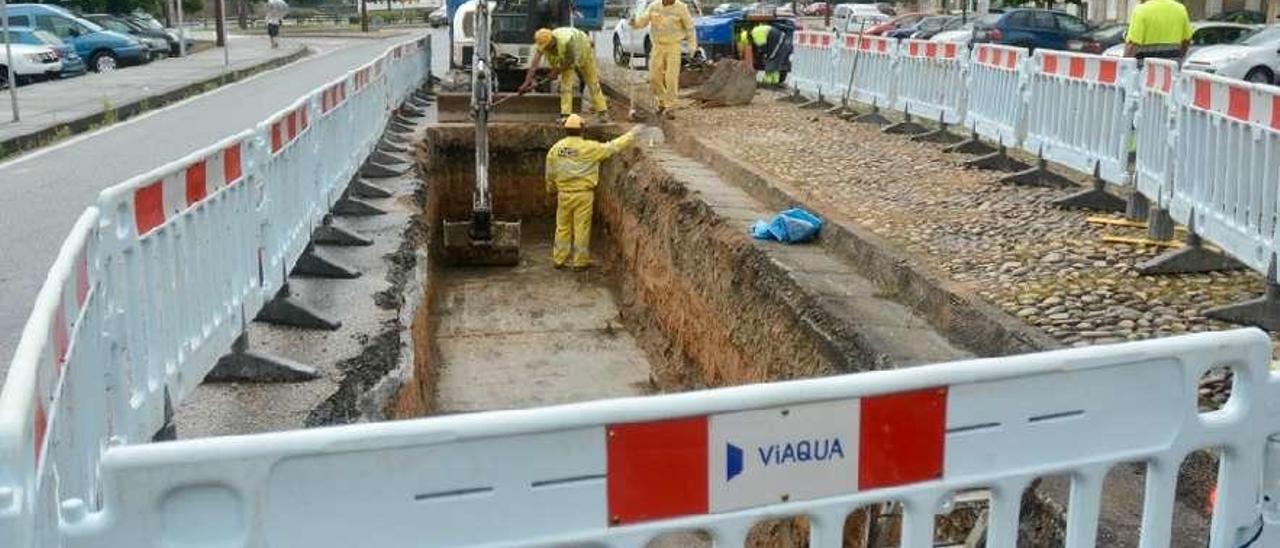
390, 122, 987, 544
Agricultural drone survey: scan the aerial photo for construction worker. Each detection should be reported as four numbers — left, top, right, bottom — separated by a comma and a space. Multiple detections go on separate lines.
749, 23, 790, 87
522, 27, 609, 123
1123, 0, 1192, 60
629, 0, 698, 119
545, 115, 638, 269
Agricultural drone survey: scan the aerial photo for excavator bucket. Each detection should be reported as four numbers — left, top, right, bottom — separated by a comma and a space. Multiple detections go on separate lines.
441, 219, 522, 266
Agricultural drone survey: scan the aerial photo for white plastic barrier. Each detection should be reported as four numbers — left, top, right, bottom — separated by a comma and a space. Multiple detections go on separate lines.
893, 39, 966, 125
963, 43, 1029, 146
1134, 58, 1179, 205
1022, 50, 1137, 185
0, 34, 432, 547
52, 330, 1280, 547
789, 31, 833, 100
1168, 71, 1280, 275
846, 34, 896, 112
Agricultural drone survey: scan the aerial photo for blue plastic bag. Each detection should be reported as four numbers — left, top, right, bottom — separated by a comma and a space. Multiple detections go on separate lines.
750, 207, 823, 243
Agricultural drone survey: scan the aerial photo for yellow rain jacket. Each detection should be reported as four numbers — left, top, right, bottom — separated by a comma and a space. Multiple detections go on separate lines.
545, 131, 636, 193
631, 0, 697, 50
542, 27, 594, 70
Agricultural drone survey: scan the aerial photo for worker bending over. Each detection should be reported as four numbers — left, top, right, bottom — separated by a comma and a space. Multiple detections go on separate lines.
522, 27, 610, 123
744, 23, 789, 87
545, 115, 638, 269
629, 0, 697, 119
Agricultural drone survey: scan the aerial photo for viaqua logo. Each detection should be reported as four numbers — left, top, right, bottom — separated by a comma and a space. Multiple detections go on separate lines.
725, 437, 846, 482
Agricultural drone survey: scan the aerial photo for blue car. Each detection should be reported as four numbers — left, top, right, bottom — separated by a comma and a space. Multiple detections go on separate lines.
4, 4, 148, 72
695, 11, 796, 65
971, 8, 1091, 52
3, 26, 86, 77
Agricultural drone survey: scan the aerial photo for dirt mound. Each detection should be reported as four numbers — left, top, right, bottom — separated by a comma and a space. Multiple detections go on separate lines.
688, 59, 758, 108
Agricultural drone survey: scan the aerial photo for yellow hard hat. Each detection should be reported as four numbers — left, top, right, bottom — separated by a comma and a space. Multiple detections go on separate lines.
563, 114, 584, 129
534, 28, 554, 50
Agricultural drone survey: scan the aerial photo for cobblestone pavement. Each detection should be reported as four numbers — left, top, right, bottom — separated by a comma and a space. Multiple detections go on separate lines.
600, 61, 1270, 409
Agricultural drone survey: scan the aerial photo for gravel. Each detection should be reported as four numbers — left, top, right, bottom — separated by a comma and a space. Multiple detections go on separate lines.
601, 63, 1273, 409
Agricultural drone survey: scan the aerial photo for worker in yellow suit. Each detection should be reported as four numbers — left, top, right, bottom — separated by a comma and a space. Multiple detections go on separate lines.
545, 115, 638, 269
629, 0, 697, 119
522, 27, 609, 123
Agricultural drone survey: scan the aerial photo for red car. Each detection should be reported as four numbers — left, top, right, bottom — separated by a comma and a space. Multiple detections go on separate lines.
865, 12, 928, 36
803, 2, 831, 16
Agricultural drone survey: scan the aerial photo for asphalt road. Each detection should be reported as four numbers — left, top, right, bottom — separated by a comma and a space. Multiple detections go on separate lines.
0, 29, 450, 381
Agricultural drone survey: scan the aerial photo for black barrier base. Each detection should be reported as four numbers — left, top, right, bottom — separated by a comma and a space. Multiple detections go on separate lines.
1052, 172, 1125, 212
207, 333, 321, 383
910, 125, 964, 144
351, 179, 394, 199
882, 113, 928, 136
964, 144, 1030, 172
1148, 208, 1175, 241
294, 246, 361, 279
1207, 282, 1280, 331
944, 132, 997, 155
999, 157, 1073, 188
257, 285, 342, 330
1139, 227, 1246, 275
1126, 191, 1150, 222
848, 107, 891, 126
313, 222, 374, 247
361, 161, 407, 179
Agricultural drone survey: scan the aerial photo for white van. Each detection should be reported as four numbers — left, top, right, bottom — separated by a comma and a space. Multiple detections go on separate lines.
831, 4, 889, 34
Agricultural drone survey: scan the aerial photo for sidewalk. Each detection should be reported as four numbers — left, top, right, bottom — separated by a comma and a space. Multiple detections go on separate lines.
0, 34, 306, 158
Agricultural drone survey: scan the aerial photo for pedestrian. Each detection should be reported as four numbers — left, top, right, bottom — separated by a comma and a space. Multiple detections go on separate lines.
748, 23, 790, 87
1122, 0, 1192, 60
266, 0, 289, 49
629, 0, 698, 119
521, 27, 610, 124
544, 115, 638, 270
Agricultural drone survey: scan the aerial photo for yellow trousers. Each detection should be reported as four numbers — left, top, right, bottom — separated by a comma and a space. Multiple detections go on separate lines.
649, 42, 681, 109
560, 53, 609, 116
553, 190, 594, 267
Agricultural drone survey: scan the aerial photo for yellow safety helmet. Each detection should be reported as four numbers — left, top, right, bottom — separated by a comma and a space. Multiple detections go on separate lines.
563, 114, 584, 129
534, 28, 554, 50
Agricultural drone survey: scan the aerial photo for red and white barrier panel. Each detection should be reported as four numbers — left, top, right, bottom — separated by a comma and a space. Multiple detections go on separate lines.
31, 222, 92, 469
132, 142, 245, 236
607, 388, 946, 524
354, 66, 374, 92
1037, 51, 1120, 85
841, 34, 896, 110
972, 43, 1023, 71
268, 102, 311, 155
320, 81, 348, 115
903, 40, 959, 61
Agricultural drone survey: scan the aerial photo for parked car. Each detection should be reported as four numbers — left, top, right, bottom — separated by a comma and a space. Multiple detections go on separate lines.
971, 8, 1090, 51
693, 10, 795, 74
0, 39, 61, 87
1101, 22, 1255, 58
714, 3, 744, 14
122, 12, 191, 56
887, 15, 960, 39
865, 12, 927, 36
1066, 21, 1125, 54
831, 3, 889, 33
4, 26, 85, 77
428, 6, 449, 26
1184, 24, 1280, 83
4, 4, 148, 72
85, 14, 169, 61
931, 14, 998, 44
776, 3, 795, 16
1209, 9, 1265, 25
802, 2, 830, 16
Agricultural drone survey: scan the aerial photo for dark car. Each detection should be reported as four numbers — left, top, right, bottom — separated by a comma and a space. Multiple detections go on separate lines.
803, 2, 830, 16
972, 8, 1091, 51
84, 14, 168, 60
1067, 21, 1125, 54
887, 15, 960, 39
122, 12, 190, 56
866, 12, 926, 36
4, 26, 86, 77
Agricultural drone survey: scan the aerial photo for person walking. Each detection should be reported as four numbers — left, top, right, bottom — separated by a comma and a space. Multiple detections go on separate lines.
266, 0, 289, 49
544, 115, 638, 270
521, 27, 610, 124
1123, 0, 1192, 60
629, 0, 698, 119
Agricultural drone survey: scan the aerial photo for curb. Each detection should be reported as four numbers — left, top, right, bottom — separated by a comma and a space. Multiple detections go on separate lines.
0, 45, 310, 161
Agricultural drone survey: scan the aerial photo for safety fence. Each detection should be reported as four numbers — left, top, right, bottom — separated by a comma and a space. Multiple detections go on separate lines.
38, 329, 1280, 547
0, 34, 432, 546
787, 33, 1280, 296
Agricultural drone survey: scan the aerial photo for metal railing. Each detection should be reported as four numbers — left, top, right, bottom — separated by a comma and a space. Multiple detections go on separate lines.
0, 34, 432, 547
